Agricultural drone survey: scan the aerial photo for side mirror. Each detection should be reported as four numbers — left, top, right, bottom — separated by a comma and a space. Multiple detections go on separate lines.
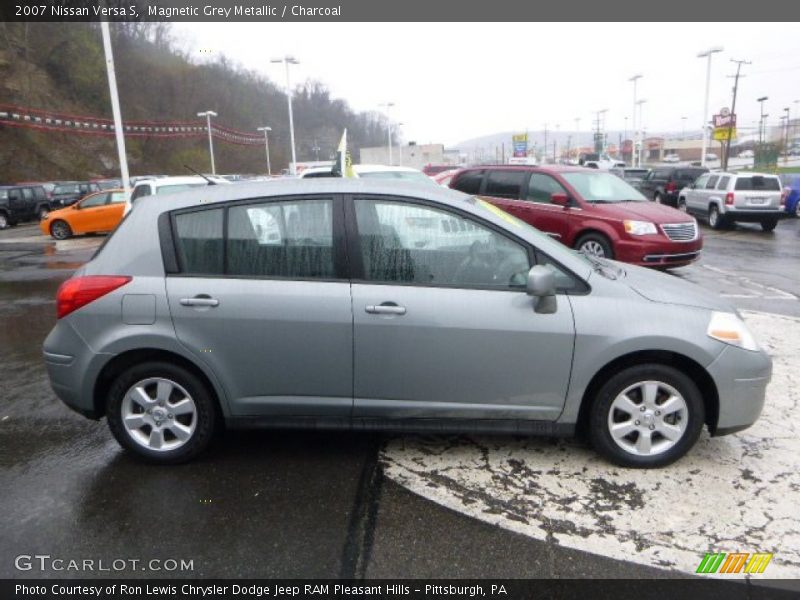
526, 265, 557, 314
72, 203, 80, 209
551, 192, 569, 207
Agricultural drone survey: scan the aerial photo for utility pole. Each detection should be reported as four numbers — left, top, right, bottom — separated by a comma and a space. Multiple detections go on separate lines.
724, 58, 750, 170
757, 96, 768, 145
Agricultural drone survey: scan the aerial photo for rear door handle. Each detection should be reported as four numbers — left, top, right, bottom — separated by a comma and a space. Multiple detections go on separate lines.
365, 303, 406, 315
180, 295, 219, 307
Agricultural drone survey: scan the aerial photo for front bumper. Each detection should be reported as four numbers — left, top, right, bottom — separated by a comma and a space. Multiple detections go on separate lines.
616, 236, 703, 268
706, 344, 772, 436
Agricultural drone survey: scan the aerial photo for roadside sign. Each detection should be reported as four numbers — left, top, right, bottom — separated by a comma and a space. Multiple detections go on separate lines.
713, 113, 737, 141
512, 133, 528, 157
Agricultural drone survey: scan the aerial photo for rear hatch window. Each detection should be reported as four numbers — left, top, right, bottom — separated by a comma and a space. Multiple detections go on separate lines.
735, 176, 781, 191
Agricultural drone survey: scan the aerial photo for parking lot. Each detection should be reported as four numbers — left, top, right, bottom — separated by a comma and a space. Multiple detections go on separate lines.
1, 217, 799, 581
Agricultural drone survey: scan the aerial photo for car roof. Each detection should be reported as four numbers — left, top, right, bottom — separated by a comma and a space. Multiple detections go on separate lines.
136, 176, 226, 187
353, 164, 421, 173
460, 164, 601, 174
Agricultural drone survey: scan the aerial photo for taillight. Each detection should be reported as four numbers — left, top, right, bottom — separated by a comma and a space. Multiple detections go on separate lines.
665, 181, 677, 193
56, 276, 131, 319
725, 192, 735, 206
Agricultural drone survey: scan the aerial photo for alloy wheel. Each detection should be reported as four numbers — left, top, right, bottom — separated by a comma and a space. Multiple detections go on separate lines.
121, 377, 197, 452
607, 380, 688, 456
580, 240, 606, 257
50, 221, 70, 239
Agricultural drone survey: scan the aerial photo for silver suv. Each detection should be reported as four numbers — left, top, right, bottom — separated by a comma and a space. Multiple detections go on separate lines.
678, 172, 784, 231
43, 180, 771, 467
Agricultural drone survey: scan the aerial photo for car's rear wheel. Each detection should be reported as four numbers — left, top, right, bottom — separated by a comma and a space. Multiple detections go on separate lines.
760, 219, 778, 232
654, 192, 663, 204
795, 202, 800, 218
575, 233, 614, 259
0, 212, 8, 230
708, 205, 725, 230
50, 220, 72, 240
677, 198, 687, 212
38, 206, 50, 220
589, 364, 704, 468
106, 361, 217, 464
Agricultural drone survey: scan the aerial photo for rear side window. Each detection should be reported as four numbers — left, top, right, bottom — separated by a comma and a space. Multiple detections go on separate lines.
675, 169, 707, 182
717, 176, 730, 190
226, 199, 334, 279
705, 176, 719, 190
22, 188, 33, 200
174, 209, 224, 274
451, 170, 484, 194
33, 187, 46, 201
484, 170, 526, 199
735, 176, 781, 191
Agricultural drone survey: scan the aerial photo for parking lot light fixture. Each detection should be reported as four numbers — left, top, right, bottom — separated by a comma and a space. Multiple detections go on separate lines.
637, 99, 647, 166
629, 74, 643, 166
256, 126, 272, 175
197, 110, 218, 175
757, 97, 768, 144
271, 55, 299, 175
698, 46, 724, 167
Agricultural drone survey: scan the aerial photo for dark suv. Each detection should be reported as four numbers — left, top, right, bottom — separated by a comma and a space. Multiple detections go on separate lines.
639, 166, 709, 207
0, 184, 50, 228
50, 181, 100, 208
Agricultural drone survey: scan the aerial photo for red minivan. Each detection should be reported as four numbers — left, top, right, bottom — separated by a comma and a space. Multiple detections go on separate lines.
449, 165, 703, 268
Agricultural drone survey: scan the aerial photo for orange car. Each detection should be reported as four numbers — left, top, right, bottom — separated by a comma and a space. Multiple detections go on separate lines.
40, 189, 127, 240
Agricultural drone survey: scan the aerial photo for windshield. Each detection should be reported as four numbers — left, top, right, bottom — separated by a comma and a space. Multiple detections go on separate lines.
562, 172, 647, 203
358, 170, 433, 183
156, 183, 207, 194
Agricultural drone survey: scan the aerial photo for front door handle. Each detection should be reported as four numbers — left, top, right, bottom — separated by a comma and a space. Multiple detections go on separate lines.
365, 302, 406, 315
180, 295, 219, 307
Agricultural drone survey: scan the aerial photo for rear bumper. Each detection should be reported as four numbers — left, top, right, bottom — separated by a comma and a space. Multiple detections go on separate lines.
723, 209, 784, 222
615, 236, 703, 268
43, 321, 111, 419
706, 344, 772, 436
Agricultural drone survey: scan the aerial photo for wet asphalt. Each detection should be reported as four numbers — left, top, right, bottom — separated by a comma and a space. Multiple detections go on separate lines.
0, 219, 798, 583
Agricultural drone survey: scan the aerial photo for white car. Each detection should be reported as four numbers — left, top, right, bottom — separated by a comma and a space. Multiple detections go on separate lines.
127, 176, 230, 212
663, 154, 680, 163
738, 150, 755, 159
298, 164, 435, 184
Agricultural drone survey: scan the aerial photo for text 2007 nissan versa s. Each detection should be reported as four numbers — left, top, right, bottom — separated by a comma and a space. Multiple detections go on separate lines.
43, 180, 771, 467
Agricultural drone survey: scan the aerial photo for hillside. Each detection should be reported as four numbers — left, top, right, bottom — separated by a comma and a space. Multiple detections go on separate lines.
0, 23, 388, 181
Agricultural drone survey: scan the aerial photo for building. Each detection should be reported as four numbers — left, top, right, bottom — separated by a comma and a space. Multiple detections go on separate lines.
359, 143, 458, 170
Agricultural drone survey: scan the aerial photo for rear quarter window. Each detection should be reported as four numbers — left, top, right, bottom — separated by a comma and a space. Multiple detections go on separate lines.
173, 209, 224, 274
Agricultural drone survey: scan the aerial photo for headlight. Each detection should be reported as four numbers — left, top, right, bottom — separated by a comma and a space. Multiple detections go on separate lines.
707, 311, 760, 351
623, 220, 658, 235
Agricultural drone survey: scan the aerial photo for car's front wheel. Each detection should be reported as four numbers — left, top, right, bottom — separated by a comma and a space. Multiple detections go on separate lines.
589, 364, 704, 468
575, 233, 614, 259
106, 362, 217, 464
50, 220, 72, 240
0, 212, 8, 230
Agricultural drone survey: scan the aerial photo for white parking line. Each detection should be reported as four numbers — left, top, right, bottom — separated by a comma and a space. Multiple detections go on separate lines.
702, 265, 798, 301
381, 311, 800, 577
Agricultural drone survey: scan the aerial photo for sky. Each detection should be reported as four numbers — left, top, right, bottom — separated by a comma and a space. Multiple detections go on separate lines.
172, 22, 800, 146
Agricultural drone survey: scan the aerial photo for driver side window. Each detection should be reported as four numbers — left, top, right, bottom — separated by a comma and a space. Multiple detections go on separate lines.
354, 199, 531, 289
80, 193, 108, 208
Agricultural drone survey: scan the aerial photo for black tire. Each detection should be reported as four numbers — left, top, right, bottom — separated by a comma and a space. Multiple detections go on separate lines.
575, 232, 614, 259
50, 220, 72, 240
760, 219, 778, 232
0, 212, 8, 230
589, 364, 705, 468
677, 198, 688, 212
654, 192, 663, 204
708, 205, 725, 230
106, 361, 217, 464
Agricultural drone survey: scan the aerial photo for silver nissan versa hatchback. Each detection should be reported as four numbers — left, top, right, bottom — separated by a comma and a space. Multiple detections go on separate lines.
43, 179, 772, 467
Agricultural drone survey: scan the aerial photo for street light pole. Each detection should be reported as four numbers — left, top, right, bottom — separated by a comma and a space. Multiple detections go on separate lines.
681, 116, 687, 140
100, 21, 130, 199
757, 96, 768, 145
271, 55, 299, 175
698, 46, 724, 167
784, 107, 790, 163
197, 110, 217, 175
574, 117, 580, 162
629, 74, 642, 167
379, 102, 395, 165
256, 126, 272, 175
396, 122, 404, 166
636, 100, 647, 166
